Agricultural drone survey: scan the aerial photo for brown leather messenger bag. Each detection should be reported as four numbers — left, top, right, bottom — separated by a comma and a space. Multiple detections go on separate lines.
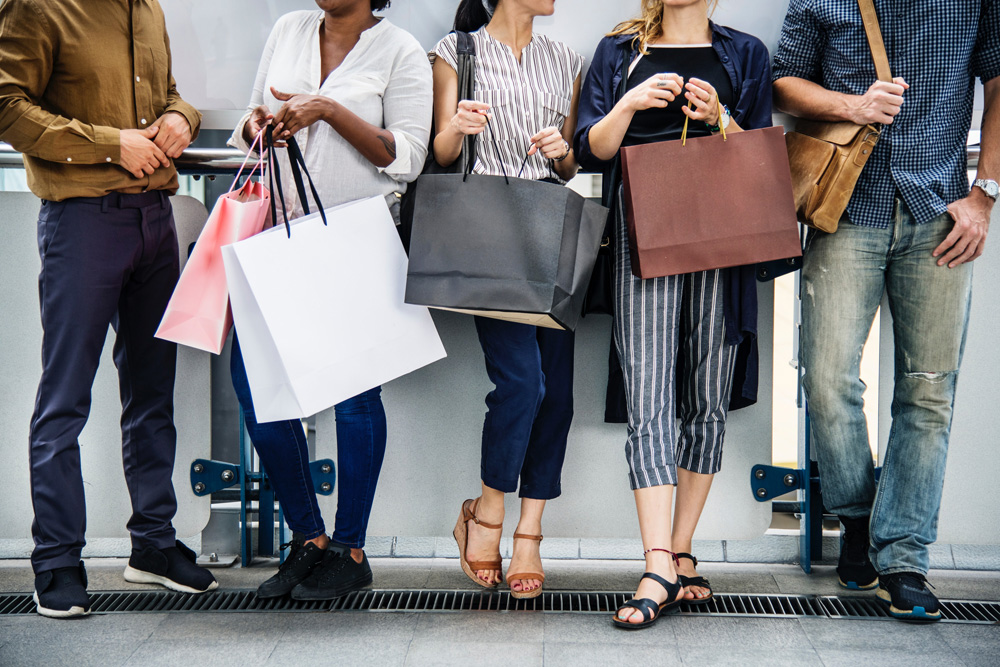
785, 0, 893, 233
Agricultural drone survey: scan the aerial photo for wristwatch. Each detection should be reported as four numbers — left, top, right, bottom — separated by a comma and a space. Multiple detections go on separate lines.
706, 105, 731, 133
553, 140, 571, 162
973, 178, 999, 201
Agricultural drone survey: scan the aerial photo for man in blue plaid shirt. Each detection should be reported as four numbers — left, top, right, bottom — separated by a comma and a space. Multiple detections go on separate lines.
773, 0, 998, 622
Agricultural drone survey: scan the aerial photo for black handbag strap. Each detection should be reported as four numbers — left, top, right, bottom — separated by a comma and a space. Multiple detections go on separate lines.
265, 125, 327, 238
454, 31, 479, 174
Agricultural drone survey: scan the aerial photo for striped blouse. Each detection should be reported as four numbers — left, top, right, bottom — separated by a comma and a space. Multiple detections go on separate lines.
435, 28, 583, 183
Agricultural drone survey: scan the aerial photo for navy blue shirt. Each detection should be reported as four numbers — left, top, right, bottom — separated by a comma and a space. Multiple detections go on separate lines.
773, 0, 1000, 228
575, 22, 773, 411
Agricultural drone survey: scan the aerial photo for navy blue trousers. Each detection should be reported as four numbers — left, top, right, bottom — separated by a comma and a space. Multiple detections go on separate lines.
230, 335, 388, 549
475, 317, 575, 499
29, 192, 180, 574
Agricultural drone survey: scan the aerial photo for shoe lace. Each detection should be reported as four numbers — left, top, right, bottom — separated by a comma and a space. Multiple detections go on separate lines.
276, 540, 305, 572
895, 572, 934, 590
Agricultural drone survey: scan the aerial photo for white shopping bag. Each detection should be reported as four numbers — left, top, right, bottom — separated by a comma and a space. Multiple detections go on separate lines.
222, 196, 447, 422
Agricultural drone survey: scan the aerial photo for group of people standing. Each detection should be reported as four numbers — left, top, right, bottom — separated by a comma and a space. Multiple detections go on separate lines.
0, 0, 995, 629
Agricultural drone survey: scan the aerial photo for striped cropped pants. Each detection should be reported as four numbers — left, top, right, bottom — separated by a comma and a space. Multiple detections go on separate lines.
612, 185, 739, 490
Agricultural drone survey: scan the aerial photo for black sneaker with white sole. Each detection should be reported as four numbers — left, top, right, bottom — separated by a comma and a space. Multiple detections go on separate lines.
836, 515, 879, 591
876, 572, 942, 622
290, 543, 373, 600
256, 533, 327, 599
34, 562, 91, 619
124, 540, 218, 593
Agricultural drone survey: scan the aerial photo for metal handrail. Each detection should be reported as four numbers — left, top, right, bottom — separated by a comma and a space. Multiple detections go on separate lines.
0, 142, 256, 175
0, 141, 981, 175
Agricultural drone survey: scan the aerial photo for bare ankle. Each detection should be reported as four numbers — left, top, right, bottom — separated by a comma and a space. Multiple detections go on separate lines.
350, 548, 364, 564
306, 534, 329, 550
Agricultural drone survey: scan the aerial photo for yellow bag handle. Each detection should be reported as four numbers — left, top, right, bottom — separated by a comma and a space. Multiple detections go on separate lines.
681, 98, 727, 146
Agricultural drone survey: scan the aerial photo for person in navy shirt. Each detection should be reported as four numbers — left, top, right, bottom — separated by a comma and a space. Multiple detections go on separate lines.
575, 0, 772, 630
773, 0, 999, 622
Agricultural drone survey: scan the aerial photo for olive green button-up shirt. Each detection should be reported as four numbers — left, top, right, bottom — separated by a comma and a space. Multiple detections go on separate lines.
0, 0, 201, 201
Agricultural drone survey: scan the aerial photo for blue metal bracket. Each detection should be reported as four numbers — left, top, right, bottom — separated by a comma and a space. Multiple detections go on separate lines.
750, 464, 804, 500
190, 459, 241, 496
310, 460, 336, 496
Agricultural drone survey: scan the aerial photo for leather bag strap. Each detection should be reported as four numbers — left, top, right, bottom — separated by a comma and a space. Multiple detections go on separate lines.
857, 0, 892, 83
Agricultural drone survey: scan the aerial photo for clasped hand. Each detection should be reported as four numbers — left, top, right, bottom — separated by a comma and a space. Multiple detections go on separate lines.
625, 74, 722, 126
242, 87, 332, 148
119, 112, 192, 179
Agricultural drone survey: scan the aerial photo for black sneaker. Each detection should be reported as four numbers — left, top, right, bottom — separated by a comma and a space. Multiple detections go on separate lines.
34, 562, 91, 619
837, 515, 878, 590
256, 534, 327, 599
877, 572, 942, 622
290, 543, 373, 600
123, 540, 218, 593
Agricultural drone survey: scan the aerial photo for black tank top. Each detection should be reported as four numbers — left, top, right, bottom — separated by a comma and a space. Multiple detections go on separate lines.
623, 45, 735, 147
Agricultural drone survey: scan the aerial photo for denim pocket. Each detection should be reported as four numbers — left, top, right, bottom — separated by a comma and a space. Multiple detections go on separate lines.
37, 201, 67, 259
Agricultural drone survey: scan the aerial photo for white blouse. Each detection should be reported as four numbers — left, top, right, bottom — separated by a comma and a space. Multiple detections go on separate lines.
435, 28, 583, 183
229, 12, 432, 221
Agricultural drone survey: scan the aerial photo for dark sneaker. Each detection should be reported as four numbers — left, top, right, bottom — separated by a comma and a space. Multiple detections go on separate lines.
837, 515, 878, 590
290, 543, 373, 600
34, 562, 91, 619
877, 572, 942, 622
124, 540, 218, 593
256, 534, 327, 599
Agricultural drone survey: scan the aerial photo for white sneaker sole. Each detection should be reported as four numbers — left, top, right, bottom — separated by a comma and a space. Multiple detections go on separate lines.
33, 591, 90, 619
123, 565, 219, 594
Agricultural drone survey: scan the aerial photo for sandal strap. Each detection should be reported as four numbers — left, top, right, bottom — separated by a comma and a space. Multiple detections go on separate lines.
618, 597, 660, 622
507, 571, 545, 582
512, 533, 543, 542
463, 498, 503, 530
640, 571, 681, 595
679, 574, 711, 589
467, 559, 502, 571
675, 552, 698, 567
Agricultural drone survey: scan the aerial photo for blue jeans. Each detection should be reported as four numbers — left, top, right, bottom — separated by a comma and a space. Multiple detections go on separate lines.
230, 334, 387, 548
475, 317, 575, 499
800, 201, 973, 576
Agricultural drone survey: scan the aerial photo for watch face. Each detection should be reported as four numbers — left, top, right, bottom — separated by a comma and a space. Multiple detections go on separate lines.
988, 181, 1000, 198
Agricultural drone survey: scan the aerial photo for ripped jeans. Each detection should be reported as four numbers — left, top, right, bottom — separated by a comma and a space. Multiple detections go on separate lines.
800, 200, 973, 576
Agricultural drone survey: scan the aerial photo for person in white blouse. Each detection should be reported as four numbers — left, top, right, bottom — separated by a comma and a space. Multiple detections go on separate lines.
227, 0, 432, 601
433, 0, 583, 600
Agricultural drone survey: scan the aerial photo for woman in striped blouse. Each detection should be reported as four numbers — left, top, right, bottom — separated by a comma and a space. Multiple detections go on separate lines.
432, 0, 583, 599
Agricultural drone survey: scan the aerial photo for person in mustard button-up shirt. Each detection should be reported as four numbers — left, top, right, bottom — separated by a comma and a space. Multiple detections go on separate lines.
0, 0, 217, 619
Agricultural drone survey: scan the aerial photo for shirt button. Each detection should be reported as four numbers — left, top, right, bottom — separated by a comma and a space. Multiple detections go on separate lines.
106, 157, 112, 162
66, 157, 72, 162
141, 118, 147, 125
136, 76, 141, 82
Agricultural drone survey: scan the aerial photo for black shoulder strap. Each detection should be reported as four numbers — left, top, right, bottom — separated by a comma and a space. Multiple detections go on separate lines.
454, 30, 478, 173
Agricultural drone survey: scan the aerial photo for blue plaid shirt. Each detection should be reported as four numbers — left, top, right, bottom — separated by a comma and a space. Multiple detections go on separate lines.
773, 0, 1000, 228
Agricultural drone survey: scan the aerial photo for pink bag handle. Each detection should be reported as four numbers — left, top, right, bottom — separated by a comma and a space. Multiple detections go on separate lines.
228, 127, 268, 195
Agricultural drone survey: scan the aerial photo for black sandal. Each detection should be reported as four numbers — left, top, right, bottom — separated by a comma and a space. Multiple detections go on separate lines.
676, 552, 713, 605
612, 550, 684, 630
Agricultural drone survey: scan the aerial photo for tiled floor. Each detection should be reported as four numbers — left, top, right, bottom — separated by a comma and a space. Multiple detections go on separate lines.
1, 559, 998, 666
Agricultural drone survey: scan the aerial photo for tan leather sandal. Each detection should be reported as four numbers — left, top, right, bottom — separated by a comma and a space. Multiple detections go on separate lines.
453, 498, 503, 589
507, 533, 545, 600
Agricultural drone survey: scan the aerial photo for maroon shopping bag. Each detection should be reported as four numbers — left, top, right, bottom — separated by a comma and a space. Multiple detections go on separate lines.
621, 125, 801, 279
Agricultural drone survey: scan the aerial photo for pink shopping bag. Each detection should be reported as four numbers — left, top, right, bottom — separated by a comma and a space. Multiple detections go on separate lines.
156, 132, 271, 354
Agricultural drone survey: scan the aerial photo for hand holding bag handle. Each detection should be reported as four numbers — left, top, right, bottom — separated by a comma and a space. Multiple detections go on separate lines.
785, 0, 893, 232
265, 125, 327, 237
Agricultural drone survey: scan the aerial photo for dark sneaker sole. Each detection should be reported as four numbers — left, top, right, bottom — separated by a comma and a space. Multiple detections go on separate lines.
33, 591, 90, 619
290, 572, 374, 601
876, 588, 942, 622
123, 565, 219, 594
838, 577, 879, 591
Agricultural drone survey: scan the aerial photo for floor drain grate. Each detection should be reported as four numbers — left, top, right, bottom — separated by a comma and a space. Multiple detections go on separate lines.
1, 590, 996, 623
